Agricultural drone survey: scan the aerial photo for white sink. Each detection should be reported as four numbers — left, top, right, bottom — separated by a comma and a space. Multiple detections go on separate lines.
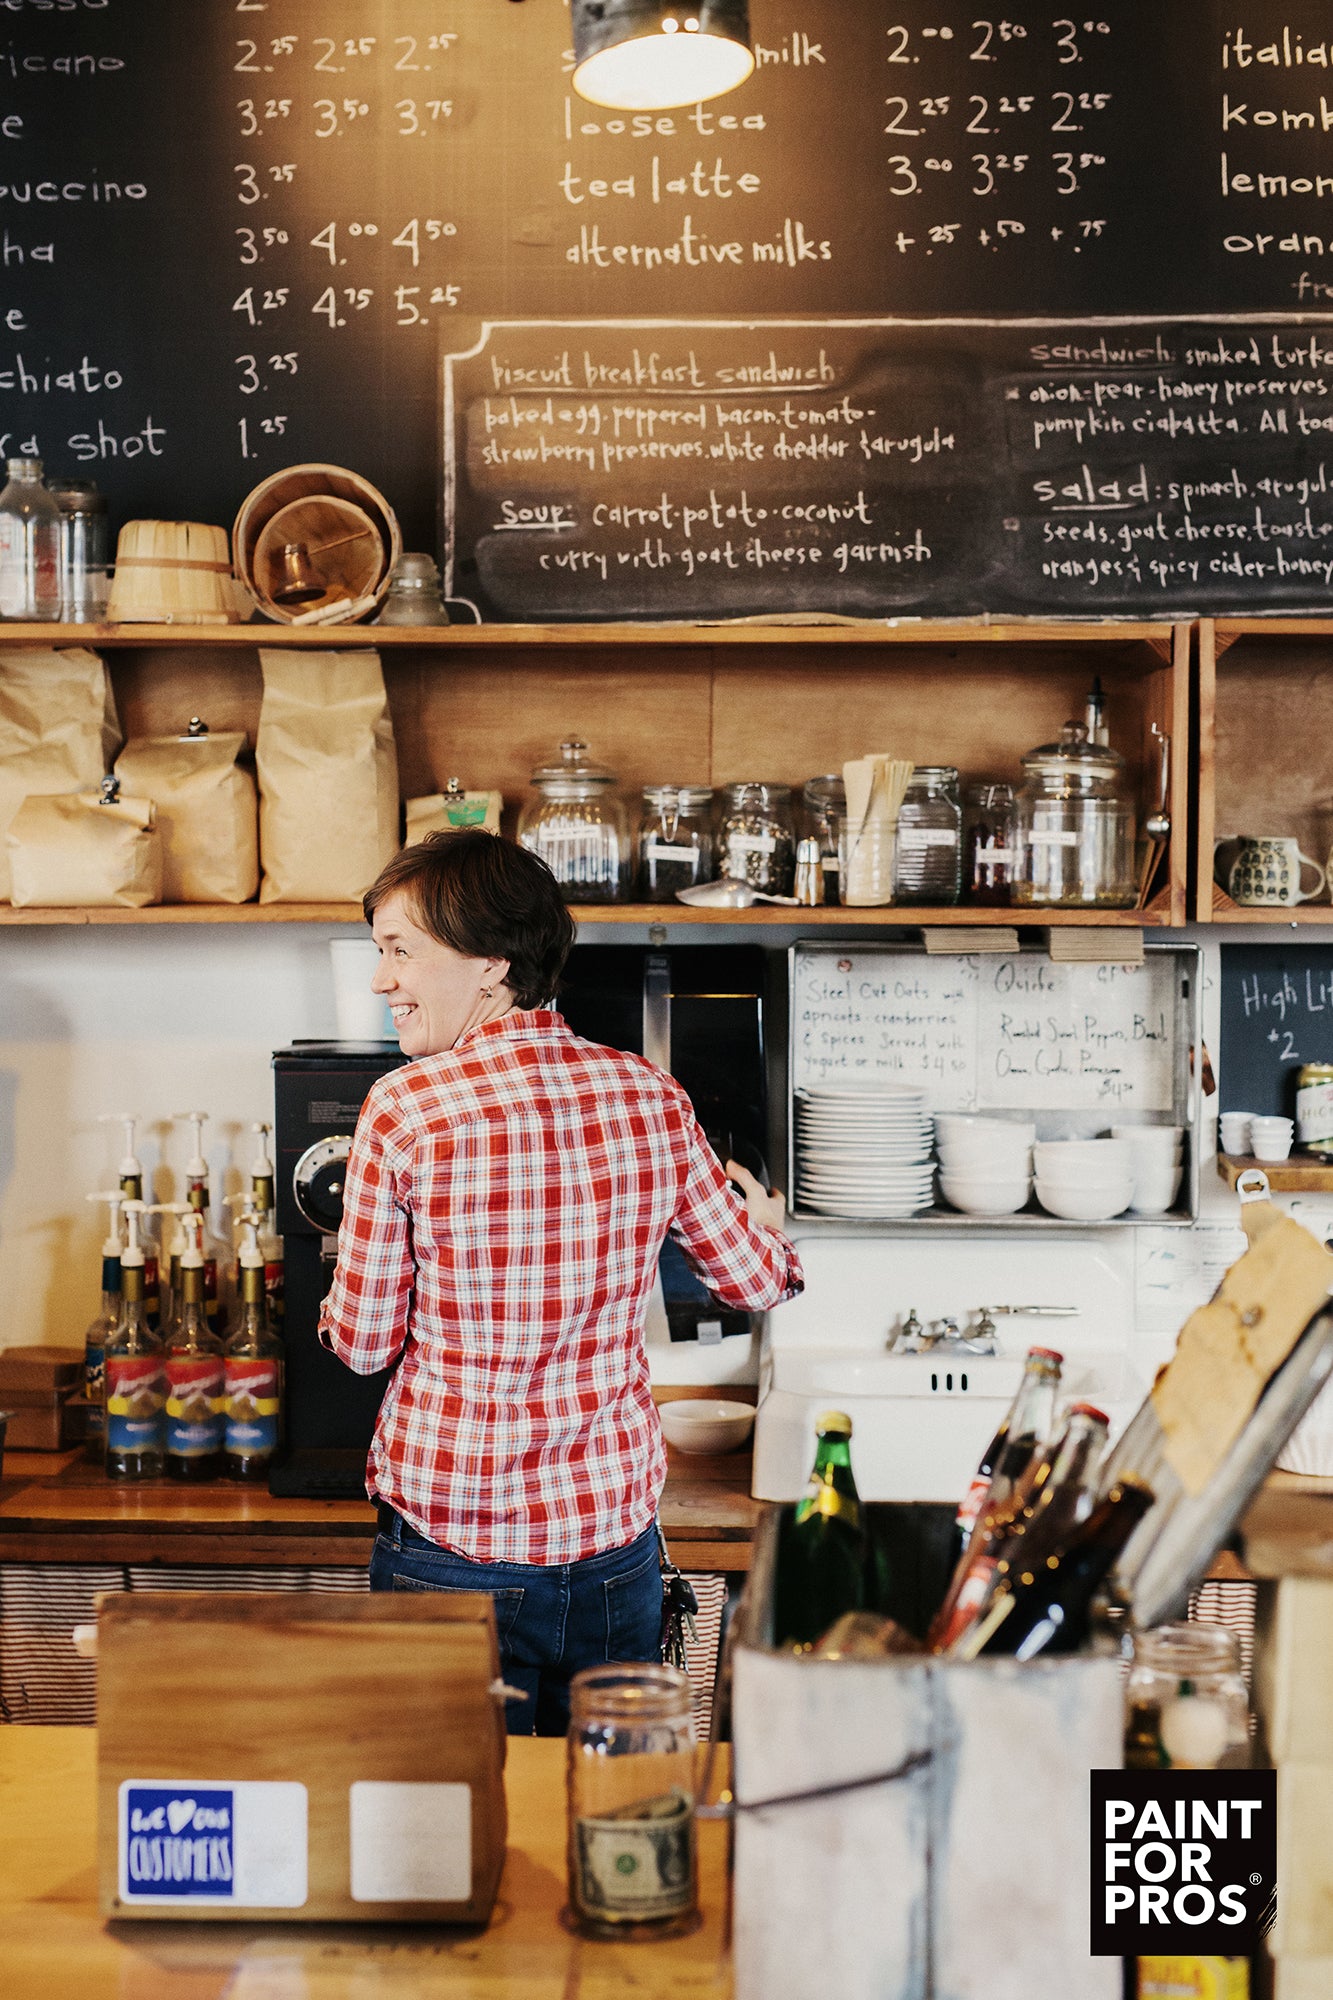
752, 1233, 1147, 1504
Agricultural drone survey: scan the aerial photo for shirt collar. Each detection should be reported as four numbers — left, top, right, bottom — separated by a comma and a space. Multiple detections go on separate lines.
449, 1006, 562, 1055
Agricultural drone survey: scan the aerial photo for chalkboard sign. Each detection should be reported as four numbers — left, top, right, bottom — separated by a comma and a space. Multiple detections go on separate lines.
1219, 942, 1333, 1117
8, 0, 1333, 590
789, 943, 1190, 1115
442, 311, 1333, 619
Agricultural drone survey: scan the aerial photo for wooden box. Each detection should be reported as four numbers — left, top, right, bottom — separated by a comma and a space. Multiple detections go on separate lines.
730, 1505, 1123, 2000
97, 1592, 507, 1922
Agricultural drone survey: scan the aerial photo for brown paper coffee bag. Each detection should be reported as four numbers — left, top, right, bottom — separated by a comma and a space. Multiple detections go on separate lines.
256, 649, 399, 903
0, 646, 121, 901
7, 790, 161, 908
114, 728, 259, 903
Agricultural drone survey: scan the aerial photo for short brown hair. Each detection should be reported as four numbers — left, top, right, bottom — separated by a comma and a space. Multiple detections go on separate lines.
364, 831, 576, 1010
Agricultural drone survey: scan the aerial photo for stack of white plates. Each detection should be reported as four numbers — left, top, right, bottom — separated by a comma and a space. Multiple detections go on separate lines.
794, 1083, 935, 1217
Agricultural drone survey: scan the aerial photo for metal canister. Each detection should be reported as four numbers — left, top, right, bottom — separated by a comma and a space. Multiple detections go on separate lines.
1296, 1063, 1333, 1155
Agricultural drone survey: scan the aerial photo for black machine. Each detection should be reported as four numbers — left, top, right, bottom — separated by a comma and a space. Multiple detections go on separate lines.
268, 945, 772, 1496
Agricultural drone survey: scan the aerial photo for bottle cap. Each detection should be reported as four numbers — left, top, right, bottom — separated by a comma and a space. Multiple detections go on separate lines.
237, 1216, 263, 1270
1068, 1402, 1110, 1426
174, 1110, 209, 1179
813, 1410, 853, 1437
1028, 1346, 1064, 1365
121, 1200, 147, 1268
99, 1112, 141, 1180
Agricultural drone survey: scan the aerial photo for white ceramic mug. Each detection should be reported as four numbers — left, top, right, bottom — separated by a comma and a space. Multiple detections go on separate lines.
1228, 837, 1325, 907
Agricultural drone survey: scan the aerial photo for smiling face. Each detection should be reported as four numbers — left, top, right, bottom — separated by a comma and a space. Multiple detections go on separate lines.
369, 890, 512, 1057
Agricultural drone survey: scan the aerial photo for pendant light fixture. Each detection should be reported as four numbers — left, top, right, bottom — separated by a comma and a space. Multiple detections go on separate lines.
571, 1, 754, 111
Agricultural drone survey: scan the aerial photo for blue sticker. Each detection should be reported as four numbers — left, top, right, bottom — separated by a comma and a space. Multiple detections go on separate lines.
123, 1786, 236, 1898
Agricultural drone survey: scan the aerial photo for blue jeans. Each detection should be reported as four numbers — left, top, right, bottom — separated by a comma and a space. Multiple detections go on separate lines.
368, 1508, 664, 1737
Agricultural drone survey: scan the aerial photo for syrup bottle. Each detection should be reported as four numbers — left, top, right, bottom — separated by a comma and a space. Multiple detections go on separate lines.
100, 1113, 161, 1330
174, 1111, 227, 1337
224, 1212, 285, 1483
104, 1201, 165, 1481
163, 1211, 225, 1482
82, 1190, 124, 1464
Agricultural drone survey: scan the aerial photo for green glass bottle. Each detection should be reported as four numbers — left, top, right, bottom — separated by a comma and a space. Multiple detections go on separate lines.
774, 1410, 866, 1652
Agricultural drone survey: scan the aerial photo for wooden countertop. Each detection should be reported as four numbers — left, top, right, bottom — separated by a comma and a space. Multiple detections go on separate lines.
0, 1727, 733, 1999
0, 1445, 760, 1572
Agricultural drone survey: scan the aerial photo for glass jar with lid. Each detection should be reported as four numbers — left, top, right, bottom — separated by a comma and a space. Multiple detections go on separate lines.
374, 550, 449, 625
1012, 721, 1136, 908
802, 774, 846, 905
718, 781, 796, 896
892, 767, 962, 905
963, 781, 1015, 905
566, 1661, 698, 1940
638, 785, 715, 901
517, 738, 631, 904
1124, 1622, 1251, 1770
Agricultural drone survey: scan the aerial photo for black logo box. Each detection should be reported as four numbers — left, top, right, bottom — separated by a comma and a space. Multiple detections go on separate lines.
1089, 1770, 1276, 1957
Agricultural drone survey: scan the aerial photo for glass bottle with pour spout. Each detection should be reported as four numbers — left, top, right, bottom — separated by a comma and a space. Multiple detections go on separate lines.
1012, 721, 1136, 908
224, 1213, 285, 1482
163, 1212, 225, 1482
82, 1191, 124, 1462
518, 739, 631, 903
104, 1201, 165, 1481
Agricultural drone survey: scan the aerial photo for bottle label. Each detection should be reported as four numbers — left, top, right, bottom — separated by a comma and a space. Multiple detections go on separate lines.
727, 832, 777, 855
794, 1483, 861, 1531
955, 1474, 991, 1536
85, 1342, 106, 1438
165, 1356, 225, 1457
105, 1355, 165, 1453
573, 1789, 694, 1924
1027, 830, 1079, 847
646, 842, 698, 863
264, 1260, 284, 1325
898, 828, 958, 849
143, 1254, 160, 1326
225, 1359, 281, 1457
935, 1556, 997, 1652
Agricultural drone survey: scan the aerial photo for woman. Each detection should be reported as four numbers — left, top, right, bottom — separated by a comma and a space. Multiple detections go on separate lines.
320, 829, 803, 1734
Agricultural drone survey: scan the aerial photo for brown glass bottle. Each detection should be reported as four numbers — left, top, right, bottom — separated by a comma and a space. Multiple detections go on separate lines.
959, 1476, 1154, 1660
163, 1253, 225, 1482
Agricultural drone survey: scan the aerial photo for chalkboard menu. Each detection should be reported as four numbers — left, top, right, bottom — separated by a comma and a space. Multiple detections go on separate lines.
1219, 942, 1333, 1118
8, 0, 1333, 609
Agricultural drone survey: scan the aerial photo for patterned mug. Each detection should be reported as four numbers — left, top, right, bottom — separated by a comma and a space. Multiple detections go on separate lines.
1228, 837, 1325, 908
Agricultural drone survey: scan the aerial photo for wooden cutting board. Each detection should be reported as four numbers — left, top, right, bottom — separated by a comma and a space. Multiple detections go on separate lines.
97, 1590, 507, 1923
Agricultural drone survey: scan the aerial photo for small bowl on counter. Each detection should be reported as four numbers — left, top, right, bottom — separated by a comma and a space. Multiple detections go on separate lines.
1034, 1178, 1135, 1221
657, 1399, 756, 1455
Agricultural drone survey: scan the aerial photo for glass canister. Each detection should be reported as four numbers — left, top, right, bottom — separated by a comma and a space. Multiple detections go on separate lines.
47, 477, 110, 622
566, 1662, 699, 1940
802, 774, 846, 905
963, 781, 1015, 905
1013, 721, 1136, 908
518, 738, 631, 903
1124, 1622, 1251, 1771
892, 767, 962, 905
375, 550, 449, 625
718, 781, 796, 896
638, 785, 715, 901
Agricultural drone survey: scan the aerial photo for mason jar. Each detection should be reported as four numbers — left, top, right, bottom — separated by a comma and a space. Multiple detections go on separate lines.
565, 1662, 699, 1940
1124, 1622, 1251, 1771
963, 781, 1015, 906
638, 785, 715, 901
892, 767, 962, 905
718, 781, 796, 896
517, 739, 631, 904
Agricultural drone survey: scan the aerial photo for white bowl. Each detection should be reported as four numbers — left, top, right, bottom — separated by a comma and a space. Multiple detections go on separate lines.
1252, 1140, 1293, 1163
939, 1173, 1032, 1216
657, 1399, 755, 1455
1112, 1125, 1183, 1146
1032, 1140, 1134, 1186
935, 1115, 1036, 1145
1034, 1178, 1134, 1220
937, 1140, 1033, 1168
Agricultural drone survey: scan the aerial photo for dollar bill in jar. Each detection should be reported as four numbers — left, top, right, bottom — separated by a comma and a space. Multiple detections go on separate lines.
572, 1788, 695, 1925
1296, 1062, 1333, 1156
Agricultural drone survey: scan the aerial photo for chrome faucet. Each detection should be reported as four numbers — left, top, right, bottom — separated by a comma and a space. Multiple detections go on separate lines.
889, 1304, 1075, 1357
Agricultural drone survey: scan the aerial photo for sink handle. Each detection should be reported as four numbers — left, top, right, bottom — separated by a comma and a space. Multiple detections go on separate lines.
980, 1304, 1079, 1318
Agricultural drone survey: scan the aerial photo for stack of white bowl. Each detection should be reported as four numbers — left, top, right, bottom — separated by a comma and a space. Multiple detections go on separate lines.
794, 1083, 935, 1218
1033, 1138, 1136, 1220
935, 1114, 1035, 1215
1111, 1124, 1185, 1214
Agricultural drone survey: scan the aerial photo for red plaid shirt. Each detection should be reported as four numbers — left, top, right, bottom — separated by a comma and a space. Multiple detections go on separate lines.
320, 1009, 803, 1564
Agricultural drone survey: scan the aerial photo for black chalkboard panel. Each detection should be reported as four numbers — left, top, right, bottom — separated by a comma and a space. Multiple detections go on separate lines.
7, 0, 1333, 574
442, 313, 1333, 620
1219, 944, 1333, 1119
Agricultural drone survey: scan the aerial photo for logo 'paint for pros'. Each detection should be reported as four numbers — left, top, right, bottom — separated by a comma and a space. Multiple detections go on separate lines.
1089, 1770, 1276, 1957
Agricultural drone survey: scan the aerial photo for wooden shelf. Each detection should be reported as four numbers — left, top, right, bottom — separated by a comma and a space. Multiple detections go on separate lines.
0, 900, 1167, 929
1217, 1152, 1333, 1192
1, 617, 1179, 650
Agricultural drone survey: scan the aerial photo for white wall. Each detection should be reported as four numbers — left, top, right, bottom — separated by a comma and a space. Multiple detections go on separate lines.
0, 923, 358, 1344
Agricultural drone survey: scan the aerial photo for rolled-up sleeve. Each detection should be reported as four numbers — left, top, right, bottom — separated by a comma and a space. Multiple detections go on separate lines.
318, 1088, 416, 1375
667, 1090, 804, 1311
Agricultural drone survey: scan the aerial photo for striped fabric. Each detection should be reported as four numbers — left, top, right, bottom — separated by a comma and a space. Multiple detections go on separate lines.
321, 1009, 802, 1566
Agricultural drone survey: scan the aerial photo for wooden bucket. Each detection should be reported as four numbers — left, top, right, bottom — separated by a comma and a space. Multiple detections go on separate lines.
233, 465, 401, 624
106, 520, 239, 625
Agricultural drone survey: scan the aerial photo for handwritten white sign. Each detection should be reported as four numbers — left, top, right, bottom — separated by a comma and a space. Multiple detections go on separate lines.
792, 949, 1176, 1113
